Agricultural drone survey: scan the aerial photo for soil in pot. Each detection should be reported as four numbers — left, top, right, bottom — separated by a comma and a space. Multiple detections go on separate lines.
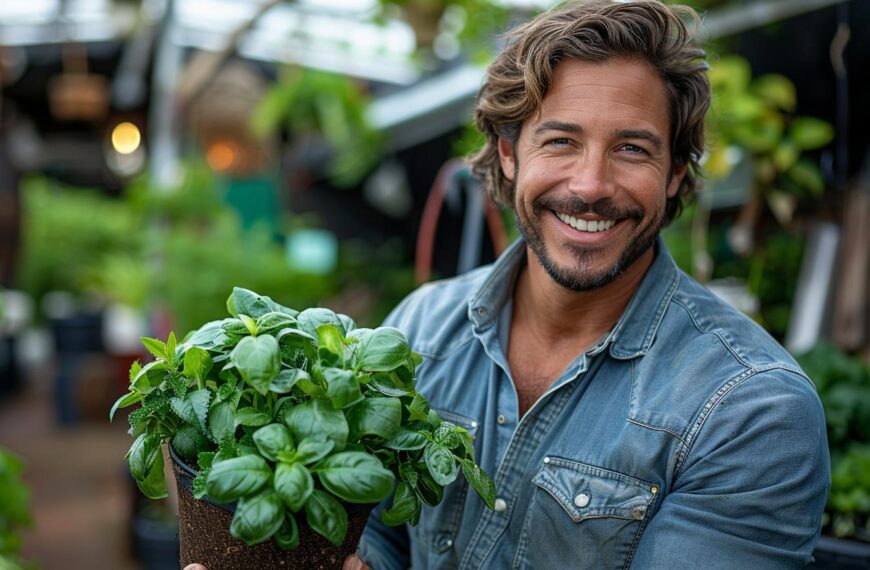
172, 450, 374, 570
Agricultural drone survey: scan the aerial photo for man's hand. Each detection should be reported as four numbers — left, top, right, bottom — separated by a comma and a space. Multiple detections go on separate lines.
342, 555, 371, 569
183, 566, 207, 570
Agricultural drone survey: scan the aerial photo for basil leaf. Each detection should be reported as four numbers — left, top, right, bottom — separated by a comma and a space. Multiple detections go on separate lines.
293, 437, 335, 465
426, 409, 442, 429
433, 424, 463, 450
317, 324, 346, 367
182, 346, 213, 383
284, 400, 348, 451
347, 397, 402, 441
127, 433, 161, 482
206, 454, 271, 504
256, 311, 297, 335
239, 314, 258, 336
230, 491, 284, 546
424, 443, 458, 486
407, 393, 431, 422
209, 400, 236, 442
253, 423, 293, 461
269, 368, 309, 394
235, 407, 272, 428
130, 361, 167, 395
109, 391, 140, 422
137, 444, 168, 499
141, 337, 170, 362
231, 335, 280, 395
354, 327, 410, 372
221, 318, 250, 337
384, 428, 427, 451
323, 368, 364, 409
305, 489, 348, 547
414, 471, 444, 507
368, 372, 411, 397
172, 425, 211, 459
338, 314, 356, 334
184, 319, 232, 349
170, 389, 211, 435
274, 516, 299, 551
297, 308, 345, 338
274, 462, 314, 512
315, 451, 394, 504
276, 328, 316, 349
460, 458, 497, 510
381, 481, 420, 527
232, 287, 282, 319
127, 434, 167, 499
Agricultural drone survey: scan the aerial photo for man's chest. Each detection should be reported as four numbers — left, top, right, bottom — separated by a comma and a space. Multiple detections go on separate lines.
412, 349, 682, 570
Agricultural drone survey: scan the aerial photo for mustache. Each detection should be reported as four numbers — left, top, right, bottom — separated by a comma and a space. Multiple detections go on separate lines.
532, 195, 643, 221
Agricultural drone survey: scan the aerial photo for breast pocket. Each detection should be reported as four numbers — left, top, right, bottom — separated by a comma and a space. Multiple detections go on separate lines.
410, 409, 479, 566
515, 458, 656, 570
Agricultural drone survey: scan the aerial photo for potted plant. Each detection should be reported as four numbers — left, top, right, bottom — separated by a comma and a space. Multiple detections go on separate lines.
796, 344, 870, 568
0, 447, 31, 570
111, 287, 496, 568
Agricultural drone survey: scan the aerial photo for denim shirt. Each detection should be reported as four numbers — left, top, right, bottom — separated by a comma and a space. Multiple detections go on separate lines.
358, 239, 830, 570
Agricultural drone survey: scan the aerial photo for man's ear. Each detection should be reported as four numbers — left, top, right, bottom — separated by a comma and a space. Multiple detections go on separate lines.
666, 163, 688, 199
497, 138, 516, 182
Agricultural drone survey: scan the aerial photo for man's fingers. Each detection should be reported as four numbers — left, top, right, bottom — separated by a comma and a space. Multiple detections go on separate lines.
183, 565, 208, 570
342, 554, 370, 570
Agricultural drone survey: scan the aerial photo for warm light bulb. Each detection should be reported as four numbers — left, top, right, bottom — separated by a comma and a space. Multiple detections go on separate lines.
111, 122, 141, 155
206, 141, 237, 172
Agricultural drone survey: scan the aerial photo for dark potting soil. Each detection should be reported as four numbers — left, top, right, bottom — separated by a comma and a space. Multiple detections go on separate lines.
173, 455, 373, 570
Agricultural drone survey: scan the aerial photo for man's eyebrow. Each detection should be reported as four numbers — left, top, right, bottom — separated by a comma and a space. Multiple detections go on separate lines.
533, 120, 583, 137
616, 129, 664, 153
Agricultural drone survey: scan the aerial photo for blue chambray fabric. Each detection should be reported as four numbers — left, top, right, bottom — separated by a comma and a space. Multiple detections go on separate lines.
357, 238, 830, 570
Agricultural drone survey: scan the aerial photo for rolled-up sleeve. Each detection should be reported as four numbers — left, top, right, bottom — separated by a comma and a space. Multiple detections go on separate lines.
631, 369, 830, 568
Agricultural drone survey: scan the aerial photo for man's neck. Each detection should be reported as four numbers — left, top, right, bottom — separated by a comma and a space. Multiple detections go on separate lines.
512, 246, 655, 348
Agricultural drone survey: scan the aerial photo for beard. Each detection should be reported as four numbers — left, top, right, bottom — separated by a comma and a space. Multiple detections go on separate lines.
514, 192, 664, 292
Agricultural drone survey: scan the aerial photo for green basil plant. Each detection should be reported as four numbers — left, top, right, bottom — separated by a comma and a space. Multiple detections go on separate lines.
112, 287, 496, 549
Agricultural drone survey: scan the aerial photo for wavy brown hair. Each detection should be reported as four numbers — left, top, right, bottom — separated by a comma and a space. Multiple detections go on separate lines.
470, 0, 710, 224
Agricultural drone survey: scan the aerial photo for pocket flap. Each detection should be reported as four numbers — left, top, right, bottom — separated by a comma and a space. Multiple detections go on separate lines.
532, 458, 655, 523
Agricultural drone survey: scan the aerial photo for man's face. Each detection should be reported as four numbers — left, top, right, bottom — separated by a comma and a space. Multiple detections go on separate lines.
497, 57, 686, 292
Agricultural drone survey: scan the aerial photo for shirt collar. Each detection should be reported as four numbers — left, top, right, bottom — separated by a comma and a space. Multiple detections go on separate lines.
466, 237, 680, 360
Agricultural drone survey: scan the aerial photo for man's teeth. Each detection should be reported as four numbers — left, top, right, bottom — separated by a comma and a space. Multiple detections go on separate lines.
555, 212, 615, 232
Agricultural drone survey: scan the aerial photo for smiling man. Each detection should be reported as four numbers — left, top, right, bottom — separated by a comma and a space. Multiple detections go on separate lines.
352, 1, 830, 569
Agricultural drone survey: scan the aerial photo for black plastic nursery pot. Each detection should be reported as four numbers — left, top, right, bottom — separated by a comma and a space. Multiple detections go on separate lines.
170, 445, 374, 570
809, 536, 870, 569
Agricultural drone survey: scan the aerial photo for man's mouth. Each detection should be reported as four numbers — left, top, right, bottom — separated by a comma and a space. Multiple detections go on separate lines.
554, 212, 616, 233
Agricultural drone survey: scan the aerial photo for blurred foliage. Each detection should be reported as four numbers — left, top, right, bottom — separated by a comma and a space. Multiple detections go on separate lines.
16, 176, 142, 309
796, 344, 870, 542
705, 55, 833, 208
664, 220, 804, 340
251, 68, 382, 188
15, 165, 417, 336
379, 0, 509, 63
0, 448, 31, 570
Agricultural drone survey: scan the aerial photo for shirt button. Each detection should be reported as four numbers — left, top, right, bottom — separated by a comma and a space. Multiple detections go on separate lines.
445, 539, 453, 547
574, 493, 590, 508
543, 456, 550, 464
494, 498, 507, 513
497, 414, 506, 424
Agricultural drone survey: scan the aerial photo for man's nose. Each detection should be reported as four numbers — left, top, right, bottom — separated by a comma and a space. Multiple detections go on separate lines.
565, 150, 616, 201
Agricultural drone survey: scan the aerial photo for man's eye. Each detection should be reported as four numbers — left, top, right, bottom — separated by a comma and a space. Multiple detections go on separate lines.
546, 138, 573, 147
620, 144, 647, 154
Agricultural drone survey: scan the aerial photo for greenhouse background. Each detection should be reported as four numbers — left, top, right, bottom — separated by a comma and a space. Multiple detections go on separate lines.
0, 0, 867, 568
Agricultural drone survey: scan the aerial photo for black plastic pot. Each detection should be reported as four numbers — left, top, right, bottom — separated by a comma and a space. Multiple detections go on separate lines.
169, 445, 374, 570
810, 536, 870, 569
